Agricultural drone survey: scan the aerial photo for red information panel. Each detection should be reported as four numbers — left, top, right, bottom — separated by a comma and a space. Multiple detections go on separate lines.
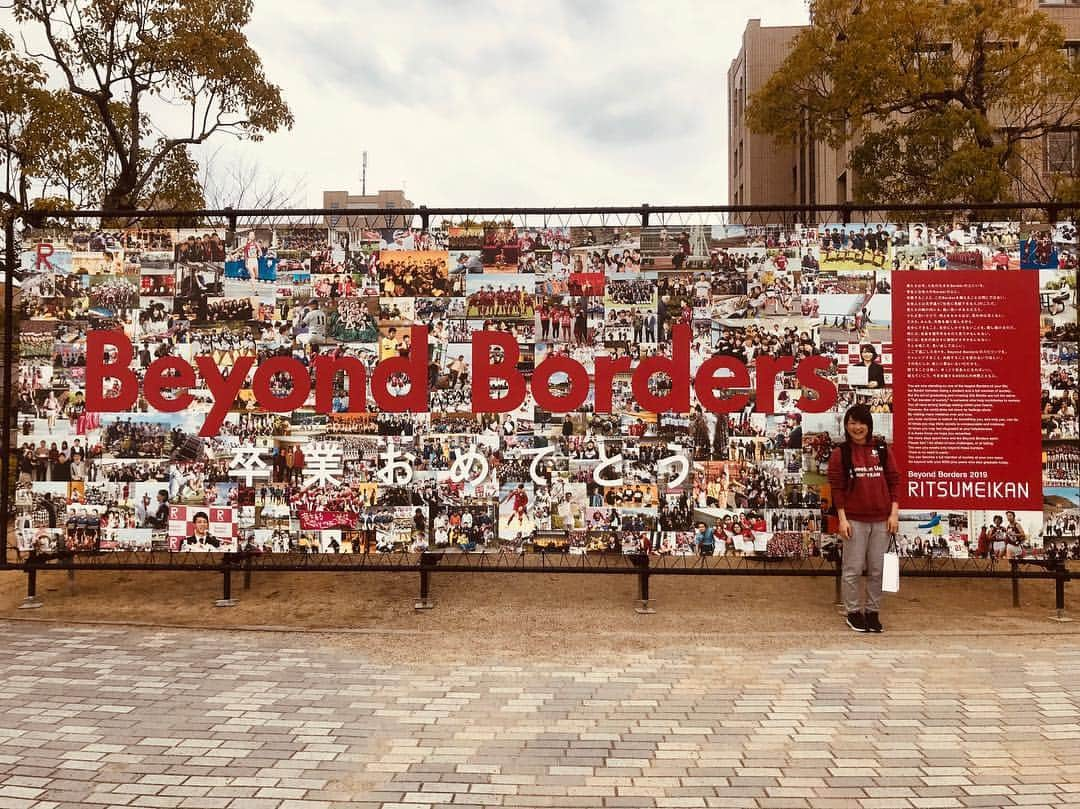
893, 271, 1042, 510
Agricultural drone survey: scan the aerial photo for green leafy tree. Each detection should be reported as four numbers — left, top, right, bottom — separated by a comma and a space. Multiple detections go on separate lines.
747, 0, 1080, 204
8, 0, 293, 212
141, 145, 206, 226
0, 28, 49, 211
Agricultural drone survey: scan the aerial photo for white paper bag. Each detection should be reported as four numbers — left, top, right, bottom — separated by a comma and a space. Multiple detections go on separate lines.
882, 550, 900, 593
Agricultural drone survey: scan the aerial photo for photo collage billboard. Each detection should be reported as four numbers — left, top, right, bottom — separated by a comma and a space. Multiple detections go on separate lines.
10, 219, 1079, 560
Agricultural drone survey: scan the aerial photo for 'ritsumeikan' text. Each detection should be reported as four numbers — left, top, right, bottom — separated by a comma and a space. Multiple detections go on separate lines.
907, 480, 1031, 499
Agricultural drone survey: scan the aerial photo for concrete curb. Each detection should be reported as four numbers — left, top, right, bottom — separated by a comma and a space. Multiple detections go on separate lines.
3, 615, 1077, 639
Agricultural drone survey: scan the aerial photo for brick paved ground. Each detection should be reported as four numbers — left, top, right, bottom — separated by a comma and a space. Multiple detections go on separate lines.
1, 621, 1079, 809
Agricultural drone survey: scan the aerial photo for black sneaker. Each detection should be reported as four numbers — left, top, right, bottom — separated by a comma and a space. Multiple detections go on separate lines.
846, 611, 867, 632
865, 612, 883, 633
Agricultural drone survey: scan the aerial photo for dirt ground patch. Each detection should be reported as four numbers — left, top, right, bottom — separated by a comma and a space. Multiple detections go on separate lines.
3, 564, 1077, 665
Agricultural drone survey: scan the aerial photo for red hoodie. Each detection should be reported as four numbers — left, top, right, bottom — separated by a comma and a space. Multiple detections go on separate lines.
827, 440, 899, 522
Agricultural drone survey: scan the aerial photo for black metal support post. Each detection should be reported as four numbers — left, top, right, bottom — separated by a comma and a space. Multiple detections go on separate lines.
640, 204, 650, 228
20, 561, 42, 609
243, 551, 253, 590
1011, 559, 1020, 608
419, 205, 430, 230
415, 551, 439, 610
834, 554, 843, 608
2, 215, 16, 568
224, 205, 238, 236
1050, 564, 1071, 623
631, 553, 655, 614
216, 555, 237, 607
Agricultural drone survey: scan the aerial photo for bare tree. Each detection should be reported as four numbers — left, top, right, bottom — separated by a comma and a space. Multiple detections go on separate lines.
200, 145, 307, 229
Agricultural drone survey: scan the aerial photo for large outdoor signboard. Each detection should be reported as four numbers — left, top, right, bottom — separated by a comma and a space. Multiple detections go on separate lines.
9, 219, 1079, 561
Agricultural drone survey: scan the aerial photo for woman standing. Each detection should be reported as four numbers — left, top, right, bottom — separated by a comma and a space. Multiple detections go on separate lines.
827, 404, 899, 633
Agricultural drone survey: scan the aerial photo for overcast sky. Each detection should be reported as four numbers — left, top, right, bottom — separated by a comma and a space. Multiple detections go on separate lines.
4, 0, 811, 209
201, 0, 810, 208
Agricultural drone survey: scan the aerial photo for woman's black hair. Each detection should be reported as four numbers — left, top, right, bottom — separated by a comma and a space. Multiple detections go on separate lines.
859, 343, 878, 362
843, 404, 874, 439
840, 404, 877, 487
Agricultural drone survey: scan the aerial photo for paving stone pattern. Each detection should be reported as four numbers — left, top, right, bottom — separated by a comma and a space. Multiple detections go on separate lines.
1, 621, 1079, 808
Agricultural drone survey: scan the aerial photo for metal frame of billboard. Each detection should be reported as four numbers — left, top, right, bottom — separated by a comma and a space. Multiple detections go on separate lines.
2, 202, 1076, 615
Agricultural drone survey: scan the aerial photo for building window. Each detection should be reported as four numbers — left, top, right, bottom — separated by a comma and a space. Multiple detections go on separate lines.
1046, 130, 1079, 173
1063, 41, 1080, 69
915, 43, 952, 66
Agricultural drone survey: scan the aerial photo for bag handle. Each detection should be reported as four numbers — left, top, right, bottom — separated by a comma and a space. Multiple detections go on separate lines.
887, 532, 898, 554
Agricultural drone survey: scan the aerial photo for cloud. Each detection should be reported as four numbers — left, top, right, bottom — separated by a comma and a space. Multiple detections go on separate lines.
552, 71, 700, 147
557, 0, 616, 25
285, 14, 552, 111
222, 0, 812, 205
1, 0, 812, 206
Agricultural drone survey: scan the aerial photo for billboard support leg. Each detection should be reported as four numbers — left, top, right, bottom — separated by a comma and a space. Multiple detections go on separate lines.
1011, 560, 1020, 608
19, 565, 42, 609
216, 560, 237, 607
634, 555, 655, 614
243, 552, 252, 591
415, 552, 437, 610
2, 215, 14, 569
1049, 566, 1072, 623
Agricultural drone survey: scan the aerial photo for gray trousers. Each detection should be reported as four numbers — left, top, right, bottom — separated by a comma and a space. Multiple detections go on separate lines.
842, 519, 891, 613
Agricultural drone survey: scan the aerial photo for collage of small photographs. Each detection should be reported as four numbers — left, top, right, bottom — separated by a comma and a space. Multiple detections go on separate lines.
10, 218, 1080, 561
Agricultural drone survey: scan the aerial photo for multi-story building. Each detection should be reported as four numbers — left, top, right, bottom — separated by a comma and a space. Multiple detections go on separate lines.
322, 188, 414, 234
729, 2, 1080, 215
727, 19, 806, 219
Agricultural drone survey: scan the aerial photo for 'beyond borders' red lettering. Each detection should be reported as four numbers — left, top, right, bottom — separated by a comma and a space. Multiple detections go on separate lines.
86, 324, 837, 435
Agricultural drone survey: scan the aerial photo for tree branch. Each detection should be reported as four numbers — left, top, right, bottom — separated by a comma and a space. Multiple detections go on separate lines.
134, 115, 248, 192
30, 4, 130, 171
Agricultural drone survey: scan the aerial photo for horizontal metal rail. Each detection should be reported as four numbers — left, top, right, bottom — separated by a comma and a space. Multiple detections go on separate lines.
11, 551, 1072, 578
11, 551, 1071, 617
19, 201, 1080, 220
